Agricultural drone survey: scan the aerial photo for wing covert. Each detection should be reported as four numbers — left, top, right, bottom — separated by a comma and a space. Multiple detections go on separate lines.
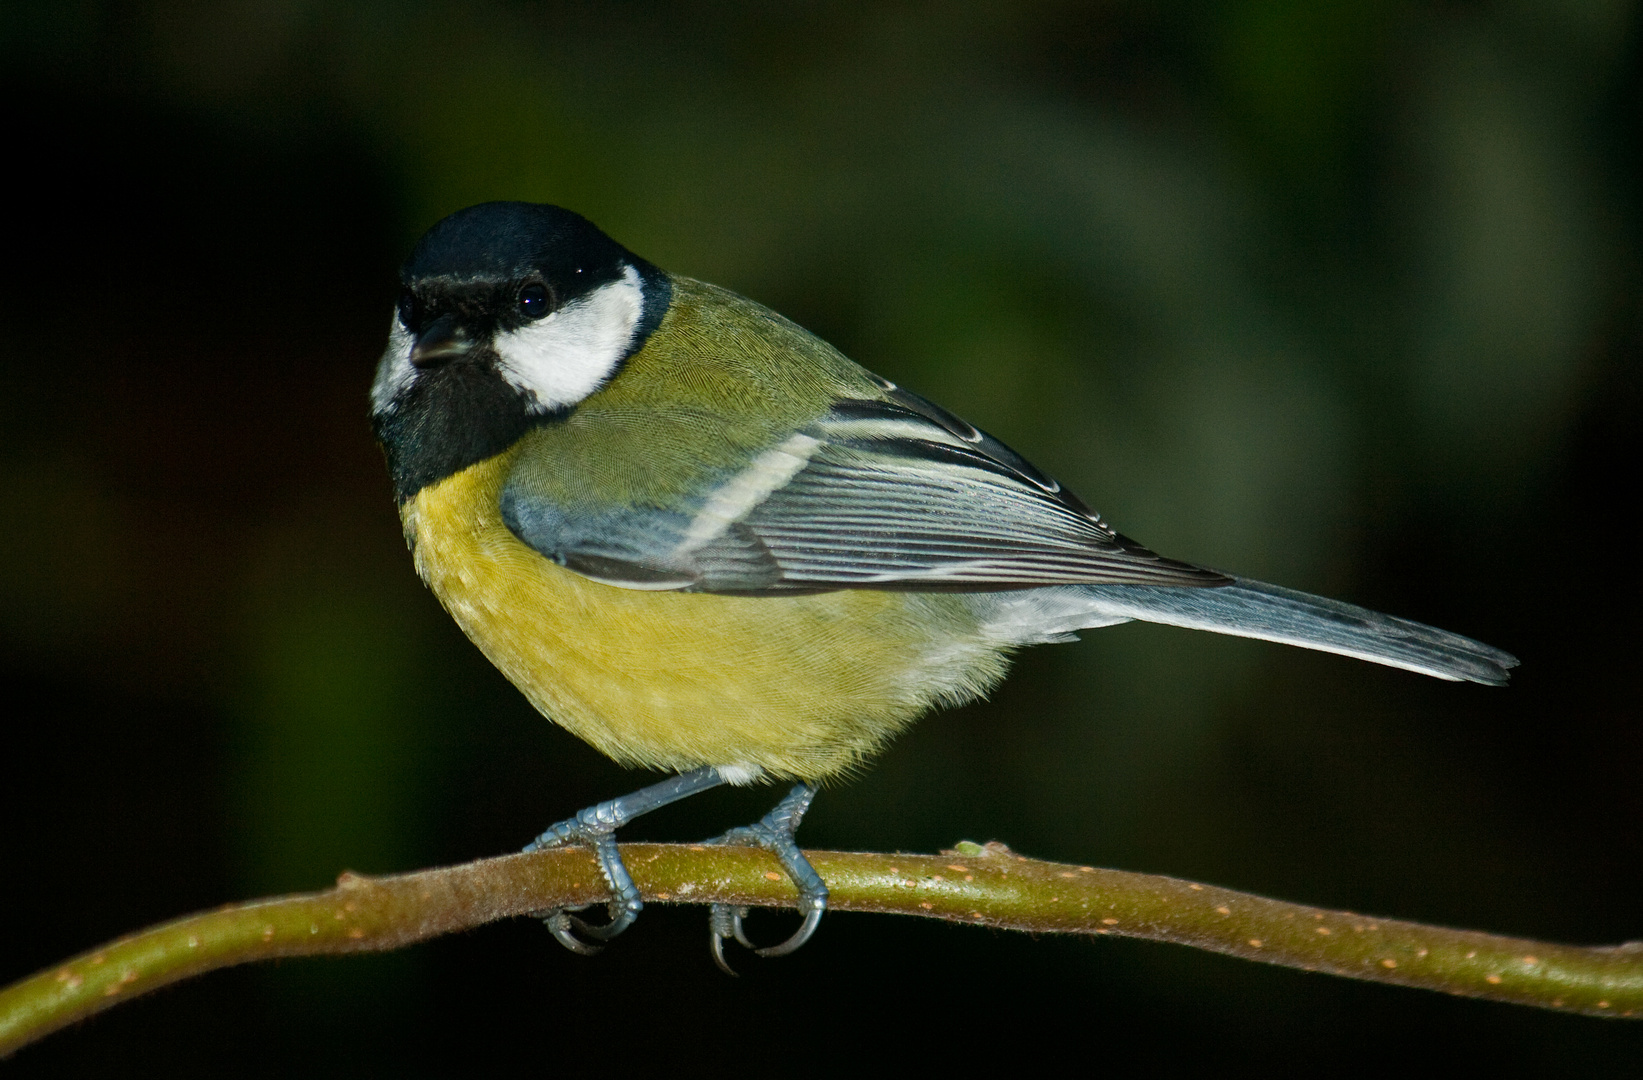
501, 384, 1228, 594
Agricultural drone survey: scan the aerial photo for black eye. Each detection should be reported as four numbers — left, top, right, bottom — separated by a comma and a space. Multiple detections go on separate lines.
397, 291, 417, 329
518, 282, 551, 319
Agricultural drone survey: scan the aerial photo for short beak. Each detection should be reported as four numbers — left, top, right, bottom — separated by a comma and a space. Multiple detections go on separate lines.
409, 314, 476, 369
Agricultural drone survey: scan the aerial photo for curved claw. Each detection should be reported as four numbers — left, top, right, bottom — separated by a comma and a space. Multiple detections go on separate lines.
522, 767, 731, 958
702, 781, 829, 971
572, 902, 641, 942
709, 905, 752, 976
754, 901, 826, 958
710, 898, 825, 969
710, 932, 735, 977
711, 904, 756, 949
542, 910, 604, 956
730, 905, 759, 950
539, 898, 642, 953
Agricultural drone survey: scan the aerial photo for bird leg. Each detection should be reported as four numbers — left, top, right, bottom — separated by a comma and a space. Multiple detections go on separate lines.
523, 765, 727, 954
703, 781, 828, 975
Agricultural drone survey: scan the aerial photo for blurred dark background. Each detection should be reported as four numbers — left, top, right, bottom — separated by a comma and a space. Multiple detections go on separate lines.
3, 1, 1640, 1073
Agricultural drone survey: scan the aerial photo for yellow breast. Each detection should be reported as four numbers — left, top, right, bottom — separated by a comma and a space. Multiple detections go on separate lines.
403, 451, 1011, 781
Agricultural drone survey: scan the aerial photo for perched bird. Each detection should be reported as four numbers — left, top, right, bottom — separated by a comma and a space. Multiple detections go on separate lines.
370, 201, 1516, 970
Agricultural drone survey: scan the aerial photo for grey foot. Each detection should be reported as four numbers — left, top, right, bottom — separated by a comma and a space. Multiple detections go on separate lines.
524, 766, 726, 955
704, 781, 829, 975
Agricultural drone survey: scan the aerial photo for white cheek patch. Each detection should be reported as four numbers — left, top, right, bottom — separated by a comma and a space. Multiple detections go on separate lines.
493, 263, 645, 413
370, 316, 416, 416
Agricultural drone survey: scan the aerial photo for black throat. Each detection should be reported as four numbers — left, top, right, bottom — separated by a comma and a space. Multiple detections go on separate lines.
372, 351, 550, 503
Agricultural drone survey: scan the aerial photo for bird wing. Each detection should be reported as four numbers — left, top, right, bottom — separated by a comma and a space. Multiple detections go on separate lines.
499, 385, 1228, 595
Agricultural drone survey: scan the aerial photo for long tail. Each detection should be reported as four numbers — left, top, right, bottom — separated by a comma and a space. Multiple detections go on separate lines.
1065, 577, 1517, 685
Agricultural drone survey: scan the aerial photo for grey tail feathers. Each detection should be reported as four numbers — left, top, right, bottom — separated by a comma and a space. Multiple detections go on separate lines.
1067, 577, 1517, 685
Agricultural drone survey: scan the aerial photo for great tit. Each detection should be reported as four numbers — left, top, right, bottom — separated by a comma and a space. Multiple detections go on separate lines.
370, 201, 1516, 969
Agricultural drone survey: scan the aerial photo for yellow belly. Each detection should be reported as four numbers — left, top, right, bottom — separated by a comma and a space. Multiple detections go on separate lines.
403, 453, 1011, 781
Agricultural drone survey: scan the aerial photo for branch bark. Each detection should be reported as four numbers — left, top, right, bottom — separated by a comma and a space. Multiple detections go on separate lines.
3, 840, 1638, 1056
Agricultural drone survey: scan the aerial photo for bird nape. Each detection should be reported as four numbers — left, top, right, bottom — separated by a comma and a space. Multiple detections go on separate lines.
369, 201, 1517, 969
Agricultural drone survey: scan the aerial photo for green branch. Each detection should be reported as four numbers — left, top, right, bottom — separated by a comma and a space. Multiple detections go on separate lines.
3, 840, 1638, 1055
